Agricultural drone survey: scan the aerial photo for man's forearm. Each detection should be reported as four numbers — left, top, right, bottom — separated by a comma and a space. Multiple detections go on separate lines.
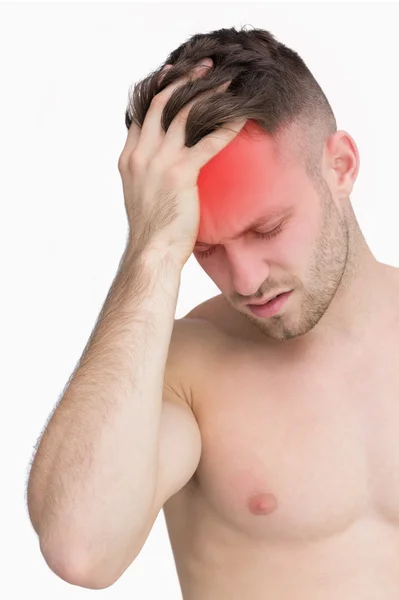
27, 244, 182, 572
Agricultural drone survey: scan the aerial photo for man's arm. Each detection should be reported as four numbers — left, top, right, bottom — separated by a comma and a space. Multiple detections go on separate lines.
26, 247, 201, 589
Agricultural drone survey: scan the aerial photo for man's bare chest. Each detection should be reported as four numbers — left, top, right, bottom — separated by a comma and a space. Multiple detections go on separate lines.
190, 336, 399, 543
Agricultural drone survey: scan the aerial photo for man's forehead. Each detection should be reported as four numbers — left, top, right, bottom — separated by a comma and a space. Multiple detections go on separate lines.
197, 121, 282, 206
196, 120, 290, 244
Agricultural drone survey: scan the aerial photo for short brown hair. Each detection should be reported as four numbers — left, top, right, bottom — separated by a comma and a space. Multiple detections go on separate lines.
124, 25, 337, 182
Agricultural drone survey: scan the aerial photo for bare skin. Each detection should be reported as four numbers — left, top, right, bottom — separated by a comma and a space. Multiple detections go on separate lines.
156, 71, 399, 597
27, 54, 399, 597
162, 263, 399, 599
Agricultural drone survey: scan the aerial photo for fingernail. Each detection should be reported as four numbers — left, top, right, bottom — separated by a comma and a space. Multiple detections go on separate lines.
196, 58, 213, 69
158, 64, 172, 82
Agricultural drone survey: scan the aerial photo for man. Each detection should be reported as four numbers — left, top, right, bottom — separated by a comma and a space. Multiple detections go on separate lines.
27, 26, 399, 598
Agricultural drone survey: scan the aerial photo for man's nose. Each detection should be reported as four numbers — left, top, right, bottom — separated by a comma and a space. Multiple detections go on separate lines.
225, 248, 271, 298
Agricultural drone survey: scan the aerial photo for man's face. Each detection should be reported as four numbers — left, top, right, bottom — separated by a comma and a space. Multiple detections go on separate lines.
194, 120, 349, 342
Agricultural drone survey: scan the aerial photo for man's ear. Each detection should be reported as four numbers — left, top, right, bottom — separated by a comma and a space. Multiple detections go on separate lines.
324, 130, 360, 200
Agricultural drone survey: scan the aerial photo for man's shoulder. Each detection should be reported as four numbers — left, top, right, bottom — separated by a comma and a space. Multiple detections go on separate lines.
172, 295, 226, 347
180, 294, 226, 324
165, 298, 227, 408
168, 295, 229, 371
179, 294, 259, 344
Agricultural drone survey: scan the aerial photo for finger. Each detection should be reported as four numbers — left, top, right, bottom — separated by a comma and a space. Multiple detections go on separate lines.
157, 64, 173, 84
118, 64, 180, 166
159, 80, 232, 156
183, 117, 249, 175
118, 120, 141, 168
135, 60, 213, 162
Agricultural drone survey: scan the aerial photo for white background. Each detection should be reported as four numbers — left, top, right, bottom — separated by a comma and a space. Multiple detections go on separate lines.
2, 1, 399, 598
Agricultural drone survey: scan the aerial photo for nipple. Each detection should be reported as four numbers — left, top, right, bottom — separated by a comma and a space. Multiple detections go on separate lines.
248, 492, 278, 515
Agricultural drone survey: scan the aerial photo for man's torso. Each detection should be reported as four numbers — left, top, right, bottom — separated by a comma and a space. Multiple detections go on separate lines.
163, 289, 399, 599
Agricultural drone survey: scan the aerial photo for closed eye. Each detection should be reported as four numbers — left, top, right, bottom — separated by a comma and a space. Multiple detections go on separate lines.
195, 223, 283, 259
253, 223, 283, 240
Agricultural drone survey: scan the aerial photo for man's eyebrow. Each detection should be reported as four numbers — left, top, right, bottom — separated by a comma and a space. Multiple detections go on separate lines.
195, 212, 285, 247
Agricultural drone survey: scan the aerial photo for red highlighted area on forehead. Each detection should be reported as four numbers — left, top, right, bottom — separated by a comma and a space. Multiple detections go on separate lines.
196, 120, 285, 245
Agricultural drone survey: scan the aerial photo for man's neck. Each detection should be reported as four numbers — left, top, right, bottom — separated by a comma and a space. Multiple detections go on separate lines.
308, 228, 397, 348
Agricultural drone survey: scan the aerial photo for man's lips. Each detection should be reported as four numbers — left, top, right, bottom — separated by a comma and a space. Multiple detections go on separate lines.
246, 290, 291, 305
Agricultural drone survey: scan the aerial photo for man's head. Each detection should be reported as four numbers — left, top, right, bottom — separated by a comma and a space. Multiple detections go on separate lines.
194, 119, 359, 342
126, 25, 360, 342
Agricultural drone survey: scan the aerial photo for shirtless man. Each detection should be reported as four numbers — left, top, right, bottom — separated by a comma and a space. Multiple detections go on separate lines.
27, 54, 399, 599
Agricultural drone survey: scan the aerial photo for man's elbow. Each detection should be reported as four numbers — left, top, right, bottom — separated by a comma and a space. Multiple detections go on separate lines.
40, 539, 137, 590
